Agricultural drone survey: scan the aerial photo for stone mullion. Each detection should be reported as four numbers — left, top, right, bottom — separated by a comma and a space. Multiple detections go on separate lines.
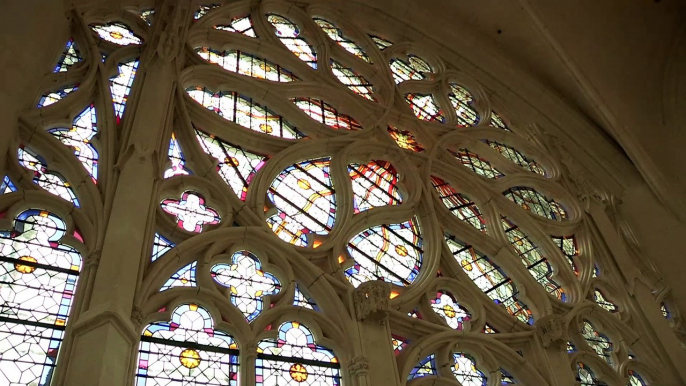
58, 1, 195, 385
534, 315, 578, 386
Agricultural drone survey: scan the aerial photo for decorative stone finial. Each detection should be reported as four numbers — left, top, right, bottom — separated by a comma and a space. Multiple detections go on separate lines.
353, 280, 390, 322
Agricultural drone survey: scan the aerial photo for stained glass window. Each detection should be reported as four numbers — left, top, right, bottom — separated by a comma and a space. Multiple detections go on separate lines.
314, 18, 370, 63
628, 370, 646, 386
581, 321, 613, 365
576, 362, 606, 386
256, 321, 340, 385
452, 353, 487, 386
293, 285, 319, 310
448, 84, 480, 127
567, 341, 577, 353
391, 335, 408, 354
551, 235, 578, 275
661, 302, 670, 318
152, 232, 175, 262
503, 187, 567, 221
349, 160, 402, 212
408, 309, 421, 318
267, 14, 317, 69
18, 147, 80, 207
346, 218, 422, 287
54, 39, 81, 72
483, 324, 498, 334
38, 85, 78, 107
445, 235, 533, 324
165, 132, 191, 178
292, 98, 361, 130
408, 354, 437, 379
502, 217, 565, 301
387, 126, 424, 152
110, 58, 139, 122
451, 149, 504, 179
187, 87, 303, 139
139, 10, 154, 26
161, 191, 221, 233
90, 22, 143, 45
594, 290, 618, 313
49, 104, 99, 181
267, 158, 336, 246
136, 304, 239, 385
405, 93, 444, 122
195, 4, 220, 20
370, 35, 393, 50
431, 291, 471, 330
0, 210, 82, 386
490, 111, 511, 132
390, 55, 432, 83
330, 60, 375, 101
484, 140, 546, 176
195, 128, 267, 201
431, 176, 487, 232
196, 48, 297, 82
500, 369, 516, 384
211, 250, 281, 322
161, 262, 197, 291
215, 16, 257, 37
1, 176, 17, 194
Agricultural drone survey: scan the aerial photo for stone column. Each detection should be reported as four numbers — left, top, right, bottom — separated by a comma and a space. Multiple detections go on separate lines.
352, 281, 402, 386
56, 1, 195, 384
535, 315, 577, 386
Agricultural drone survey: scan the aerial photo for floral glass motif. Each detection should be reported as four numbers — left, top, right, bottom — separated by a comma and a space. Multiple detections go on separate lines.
196, 48, 297, 82
195, 129, 267, 201
211, 250, 281, 322
405, 93, 444, 122
330, 60, 375, 101
90, 22, 143, 45
370, 35, 393, 50
54, 39, 81, 72
38, 85, 78, 107
503, 187, 567, 221
431, 176, 487, 232
1, 176, 17, 194
314, 18, 370, 63
431, 291, 471, 330
594, 290, 618, 313
164, 132, 190, 178
576, 362, 606, 386
349, 160, 402, 212
500, 369, 516, 384
445, 235, 533, 324
0, 210, 82, 386
391, 335, 408, 354
161, 262, 197, 291
110, 58, 139, 122
484, 140, 546, 176
582, 321, 613, 366
387, 126, 424, 152
408, 354, 437, 379
390, 55, 432, 83
552, 235, 578, 275
256, 321, 341, 385
452, 353, 487, 386
451, 149, 504, 179
267, 158, 336, 247
152, 232, 175, 262
292, 98, 361, 130
490, 111, 511, 132
346, 218, 422, 287
187, 87, 303, 139
502, 217, 565, 301
161, 191, 221, 233
293, 285, 319, 310
18, 147, 80, 207
215, 16, 257, 37
628, 370, 646, 386
136, 304, 239, 386
449, 84, 480, 126
267, 14, 317, 69
49, 104, 99, 181
139, 10, 154, 26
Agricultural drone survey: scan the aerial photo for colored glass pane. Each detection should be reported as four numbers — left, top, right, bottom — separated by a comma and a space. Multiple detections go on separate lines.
408, 354, 437, 379
431, 291, 471, 329
500, 369, 516, 384
490, 111, 511, 132
267, 14, 317, 69
390, 55, 432, 83
139, 10, 154, 26
628, 371, 646, 386
391, 335, 408, 354
346, 218, 422, 287
197, 47, 297, 82
256, 321, 340, 385
594, 290, 618, 313
452, 353, 487, 386
577, 362, 606, 386
314, 18, 370, 62
211, 250, 280, 322
292, 97, 361, 130
405, 93, 444, 122
38, 85, 78, 107
349, 160, 402, 212
661, 302, 669, 318
161, 191, 221, 233
387, 126, 424, 152
552, 235, 578, 275
445, 235, 533, 324
152, 233, 175, 262
503, 187, 567, 221
448, 84, 480, 126
49, 104, 99, 181
0, 210, 82, 386
567, 341, 576, 353
267, 158, 336, 246
18, 147, 79, 207
451, 149, 504, 179
187, 87, 303, 139
137, 304, 239, 385
164, 132, 190, 178
484, 140, 546, 176
161, 262, 197, 291
90, 22, 143, 45
110, 58, 139, 122
195, 4, 220, 19
582, 321, 613, 365
293, 285, 319, 310
483, 324, 498, 334
1, 176, 17, 194
370, 35, 393, 50
330, 60, 375, 101
215, 16, 257, 37
54, 39, 81, 72
431, 176, 487, 232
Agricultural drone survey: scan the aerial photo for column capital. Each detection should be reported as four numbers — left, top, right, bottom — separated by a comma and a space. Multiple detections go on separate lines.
353, 281, 391, 323
535, 314, 567, 350
349, 356, 370, 377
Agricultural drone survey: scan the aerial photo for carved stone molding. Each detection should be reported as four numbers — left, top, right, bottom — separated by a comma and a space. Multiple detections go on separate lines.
353, 281, 390, 323
348, 356, 370, 377
536, 314, 567, 349
131, 306, 144, 325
